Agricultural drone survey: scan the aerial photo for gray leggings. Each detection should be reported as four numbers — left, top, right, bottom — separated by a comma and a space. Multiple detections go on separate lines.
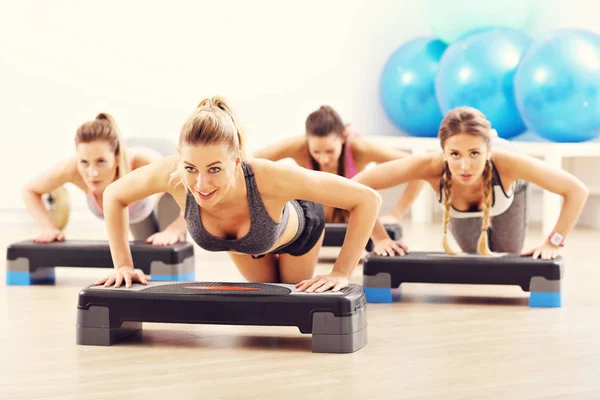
125, 137, 181, 240
449, 182, 529, 254
129, 193, 181, 240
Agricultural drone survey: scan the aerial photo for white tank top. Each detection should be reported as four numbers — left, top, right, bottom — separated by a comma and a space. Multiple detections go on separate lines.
85, 146, 160, 224
438, 161, 517, 219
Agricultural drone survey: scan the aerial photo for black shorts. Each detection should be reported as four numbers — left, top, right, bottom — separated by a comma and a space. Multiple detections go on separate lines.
270, 200, 325, 257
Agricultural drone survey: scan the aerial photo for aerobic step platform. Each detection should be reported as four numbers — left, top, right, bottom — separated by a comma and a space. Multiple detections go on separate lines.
6, 240, 195, 285
363, 252, 564, 308
76, 281, 367, 353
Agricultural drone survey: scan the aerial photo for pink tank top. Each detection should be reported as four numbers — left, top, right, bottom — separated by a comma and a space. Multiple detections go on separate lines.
305, 136, 358, 178
85, 146, 160, 224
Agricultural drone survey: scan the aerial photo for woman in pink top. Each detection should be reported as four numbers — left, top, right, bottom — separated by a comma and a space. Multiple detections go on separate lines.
255, 105, 425, 223
22, 113, 187, 245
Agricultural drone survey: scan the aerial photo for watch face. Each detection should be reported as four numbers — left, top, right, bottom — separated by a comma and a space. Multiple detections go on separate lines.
550, 233, 563, 246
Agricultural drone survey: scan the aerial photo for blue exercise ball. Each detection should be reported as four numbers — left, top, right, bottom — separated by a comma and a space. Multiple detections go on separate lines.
380, 37, 447, 137
514, 29, 600, 142
419, 0, 535, 44
435, 28, 532, 139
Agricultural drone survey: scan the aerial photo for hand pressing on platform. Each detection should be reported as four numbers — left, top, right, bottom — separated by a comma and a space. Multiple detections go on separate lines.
146, 229, 181, 246
33, 228, 65, 243
372, 238, 408, 257
95, 266, 148, 288
521, 239, 560, 260
296, 271, 349, 293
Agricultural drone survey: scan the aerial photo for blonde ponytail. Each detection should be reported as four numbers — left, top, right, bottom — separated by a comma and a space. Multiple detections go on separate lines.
95, 113, 129, 178
181, 96, 246, 159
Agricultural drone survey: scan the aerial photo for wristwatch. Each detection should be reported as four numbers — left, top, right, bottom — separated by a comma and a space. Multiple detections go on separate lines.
548, 232, 565, 247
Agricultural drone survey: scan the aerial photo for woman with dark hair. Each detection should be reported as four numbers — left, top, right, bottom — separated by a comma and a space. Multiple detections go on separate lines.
255, 105, 424, 224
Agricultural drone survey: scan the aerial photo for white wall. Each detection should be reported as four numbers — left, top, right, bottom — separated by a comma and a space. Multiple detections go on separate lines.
1, 0, 599, 226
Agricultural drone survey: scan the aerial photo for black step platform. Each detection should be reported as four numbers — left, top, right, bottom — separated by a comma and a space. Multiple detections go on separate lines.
6, 240, 195, 285
363, 252, 564, 308
323, 223, 402, 251
76, 282, 367, 353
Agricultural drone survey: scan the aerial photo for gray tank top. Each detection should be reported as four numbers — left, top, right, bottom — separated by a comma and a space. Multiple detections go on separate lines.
438, 160, 529, 253
184, 162, 291, 255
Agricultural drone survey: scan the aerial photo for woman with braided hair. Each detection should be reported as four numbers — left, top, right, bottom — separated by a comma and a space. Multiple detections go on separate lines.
353, 106, 589, 260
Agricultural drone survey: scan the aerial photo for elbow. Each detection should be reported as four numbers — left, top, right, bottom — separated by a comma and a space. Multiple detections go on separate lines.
363, 187, 382, 215
21, 186, 31, 200
583, 185, 590, 199
575, 181, 590, 202
21, 185, 38, 202
103, 182, 127, 209
564, 181, 590, 206
580, 183, 590, 204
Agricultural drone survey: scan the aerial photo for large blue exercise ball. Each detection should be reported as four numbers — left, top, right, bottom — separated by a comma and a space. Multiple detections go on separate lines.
435, 28, 532, 139
380, 37, 447, 137
418, 0, 535, 44
514, 29, 600, 142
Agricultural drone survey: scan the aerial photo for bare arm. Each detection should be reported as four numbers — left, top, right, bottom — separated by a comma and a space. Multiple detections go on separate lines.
352, 152, 442, 191
130, 148, 163, 169
352, 138, 427, 220
259, 159, 382, 281
496, 150, 589, 242
253, 136, 306, 163
352, 137, 410, 164
22, 157, 80, 231
352, 153, 442, 254
103, 155, 181, 272
131, 152, 188, 242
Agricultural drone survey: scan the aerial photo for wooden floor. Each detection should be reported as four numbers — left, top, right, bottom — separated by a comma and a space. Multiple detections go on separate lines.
1, 220, 600, 400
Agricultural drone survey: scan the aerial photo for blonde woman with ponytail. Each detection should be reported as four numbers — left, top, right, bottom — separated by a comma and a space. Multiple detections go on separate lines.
23, 113, 187, 246
95, 96, 381, 292
353, 106, 589, 260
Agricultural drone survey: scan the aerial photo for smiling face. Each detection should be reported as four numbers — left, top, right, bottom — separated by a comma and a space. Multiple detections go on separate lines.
179, 142, 240, 208
76, 140, 118, 193
307, 133, 344, 170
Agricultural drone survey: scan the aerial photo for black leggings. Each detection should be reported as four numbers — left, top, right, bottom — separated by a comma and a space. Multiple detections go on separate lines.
255, 200, 325, 258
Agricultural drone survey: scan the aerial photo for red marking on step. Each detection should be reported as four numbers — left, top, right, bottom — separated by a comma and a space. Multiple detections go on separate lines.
184, 286, 259, 291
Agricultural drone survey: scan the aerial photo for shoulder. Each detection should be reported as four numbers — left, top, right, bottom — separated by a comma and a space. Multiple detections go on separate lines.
285, 135, 309, 157
246, 157, 310, 193
346, 135, 366, 152
61, 156, 83, 181
246, 157, 287, 177
141, 155, 181, 190
413, 151, 445, 177
347, 136, 412, 163
347, 135, 382, 155
490, 148, 523, 181
129, 147, 163, 170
